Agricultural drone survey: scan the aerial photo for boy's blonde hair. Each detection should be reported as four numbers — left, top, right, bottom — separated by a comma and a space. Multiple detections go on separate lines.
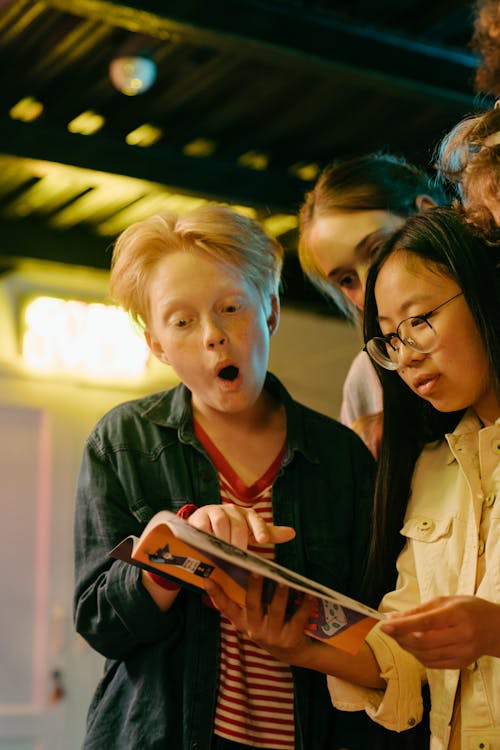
436, 106, 500, 233
109, 204, 284, 327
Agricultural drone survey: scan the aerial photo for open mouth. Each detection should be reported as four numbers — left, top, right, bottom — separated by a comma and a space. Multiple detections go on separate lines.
218, 365, 239, 381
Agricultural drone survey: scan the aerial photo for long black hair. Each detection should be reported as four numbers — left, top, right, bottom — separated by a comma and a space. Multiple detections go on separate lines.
363, 207, 500, 601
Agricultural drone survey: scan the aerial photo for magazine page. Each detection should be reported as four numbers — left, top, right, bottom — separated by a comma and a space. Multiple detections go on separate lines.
164, 512, 382, 619
110, 509, 382, 654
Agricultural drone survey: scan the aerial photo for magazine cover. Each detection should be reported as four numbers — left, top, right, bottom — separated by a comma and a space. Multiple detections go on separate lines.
110, 510, 383, 654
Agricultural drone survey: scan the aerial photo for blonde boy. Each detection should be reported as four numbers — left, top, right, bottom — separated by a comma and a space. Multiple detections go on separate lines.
74, 205, 390, 750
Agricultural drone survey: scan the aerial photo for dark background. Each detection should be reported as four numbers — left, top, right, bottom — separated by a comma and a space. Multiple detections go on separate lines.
0, 0, 489, 314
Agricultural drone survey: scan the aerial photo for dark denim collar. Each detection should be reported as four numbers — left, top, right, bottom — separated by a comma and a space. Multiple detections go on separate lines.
140, 372, 319, 465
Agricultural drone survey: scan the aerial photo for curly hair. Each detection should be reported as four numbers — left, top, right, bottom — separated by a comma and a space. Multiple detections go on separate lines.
435, 105, 500, 235
472, 0, 500, 96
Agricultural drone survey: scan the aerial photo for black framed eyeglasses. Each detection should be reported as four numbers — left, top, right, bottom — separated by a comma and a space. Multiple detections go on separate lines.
365, 292, 464, 371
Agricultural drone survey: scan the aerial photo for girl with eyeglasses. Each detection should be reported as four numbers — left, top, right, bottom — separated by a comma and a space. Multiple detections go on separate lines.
206, 207, 500, 750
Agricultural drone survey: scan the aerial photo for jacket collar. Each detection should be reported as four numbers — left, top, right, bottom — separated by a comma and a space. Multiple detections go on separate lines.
140, 372, 319, 464
445, 408, 489, 465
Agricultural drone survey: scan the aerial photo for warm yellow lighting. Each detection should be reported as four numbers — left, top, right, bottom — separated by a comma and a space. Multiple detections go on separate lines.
238, 151, 269, 171
22, 296, 150, 381
262, 213, 298, 237
231, 205, 257, 219
97, 192, 209, 236
183, 138, 217, 157
9, 96, 44, 122
126, 124, 163, 147
67, 111, 105, 136
289, 162, 320, 181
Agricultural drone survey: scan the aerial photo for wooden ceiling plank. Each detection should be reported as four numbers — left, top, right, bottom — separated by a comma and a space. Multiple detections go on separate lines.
43, 0, 476, 102
0, 117, 306, 210
0, 0, 46, 40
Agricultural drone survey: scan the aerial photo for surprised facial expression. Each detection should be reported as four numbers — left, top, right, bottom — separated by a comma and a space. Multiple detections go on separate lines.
144, 249, 278, 419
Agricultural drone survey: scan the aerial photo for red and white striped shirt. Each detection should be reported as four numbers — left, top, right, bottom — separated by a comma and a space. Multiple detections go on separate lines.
195, 422, 295, 749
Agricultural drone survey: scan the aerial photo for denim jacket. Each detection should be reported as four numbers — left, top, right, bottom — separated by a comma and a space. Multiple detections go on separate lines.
74, 373, 398, 750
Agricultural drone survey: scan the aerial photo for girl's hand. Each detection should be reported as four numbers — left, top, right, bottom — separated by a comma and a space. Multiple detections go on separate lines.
205, 575, 386, 687
381, 595, 500, 668
188, 504, 296, 549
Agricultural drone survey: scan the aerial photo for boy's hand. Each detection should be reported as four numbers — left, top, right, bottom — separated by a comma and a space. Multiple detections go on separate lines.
381, 595, 500, 668
205, 575, 314, 664
188, 504, 295, 549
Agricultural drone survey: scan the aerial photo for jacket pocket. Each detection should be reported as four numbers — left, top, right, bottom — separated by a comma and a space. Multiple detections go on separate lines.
400, 515, 457, 595
401, 515, 452, 543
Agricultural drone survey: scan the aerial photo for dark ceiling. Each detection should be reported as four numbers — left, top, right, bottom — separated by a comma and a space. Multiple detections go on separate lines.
0, 0, 486, 314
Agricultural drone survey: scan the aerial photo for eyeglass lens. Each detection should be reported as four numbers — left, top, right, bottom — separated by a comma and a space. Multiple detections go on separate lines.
369, 317, 437, 368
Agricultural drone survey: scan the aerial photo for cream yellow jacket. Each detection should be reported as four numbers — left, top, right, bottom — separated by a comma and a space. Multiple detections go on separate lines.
328, 411, 500, 750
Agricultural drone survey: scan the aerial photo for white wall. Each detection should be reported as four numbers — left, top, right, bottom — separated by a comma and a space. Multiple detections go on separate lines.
271, 307, 360, 418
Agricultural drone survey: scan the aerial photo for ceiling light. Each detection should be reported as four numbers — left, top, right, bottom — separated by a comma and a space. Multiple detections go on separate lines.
238, 151, 269, 171
109, 56, 157, 96
67, 111, 105, 136
22, 296, 150, 381
183, 138, 217, 157
126, 124, 163, 147
289, 162, 320, 181
9, 96, 44, 122
263, 214, 298, 237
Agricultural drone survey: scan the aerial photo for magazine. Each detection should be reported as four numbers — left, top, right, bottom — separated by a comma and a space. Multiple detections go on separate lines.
109, 509, 383, 655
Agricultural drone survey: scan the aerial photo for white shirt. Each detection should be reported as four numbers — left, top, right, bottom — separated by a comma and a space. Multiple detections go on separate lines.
339, 350, 383, 427
328, 411, 500, 750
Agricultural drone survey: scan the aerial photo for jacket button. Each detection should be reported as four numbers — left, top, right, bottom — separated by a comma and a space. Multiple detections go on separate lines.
407, 717, 416, 727
473, 741, 490, 750
478, 538, 485, 556
492, 438, 500, 455
484, 492, 496, 508
417, 519, 433, 532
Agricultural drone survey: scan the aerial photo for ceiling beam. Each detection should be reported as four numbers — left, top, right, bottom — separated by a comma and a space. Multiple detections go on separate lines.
0, 216, 110, 269
0, 215, 338, 314
46, 0, 477, 104
0, 117, 307, 212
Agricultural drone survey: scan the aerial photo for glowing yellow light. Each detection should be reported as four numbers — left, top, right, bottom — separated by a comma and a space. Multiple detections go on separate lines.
22, 296, 150, 381
289, 162, 320, 181
67, 111, 105, 136
231, 205, 257, 219
9, 96, 44, 122
183, 138, 217, 157
262, 213, 298, 237
237, 151, 269, 171
126, 124, 163, 147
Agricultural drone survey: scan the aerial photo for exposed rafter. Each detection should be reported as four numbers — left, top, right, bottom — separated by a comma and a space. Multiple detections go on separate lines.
46, 0, 477, 102
0, 0, 479, 314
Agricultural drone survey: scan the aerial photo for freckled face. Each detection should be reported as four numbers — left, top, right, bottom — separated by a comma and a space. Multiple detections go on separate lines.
144, 249, 277, 419
308, 210, 405, 310
374, 252, 497, 423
